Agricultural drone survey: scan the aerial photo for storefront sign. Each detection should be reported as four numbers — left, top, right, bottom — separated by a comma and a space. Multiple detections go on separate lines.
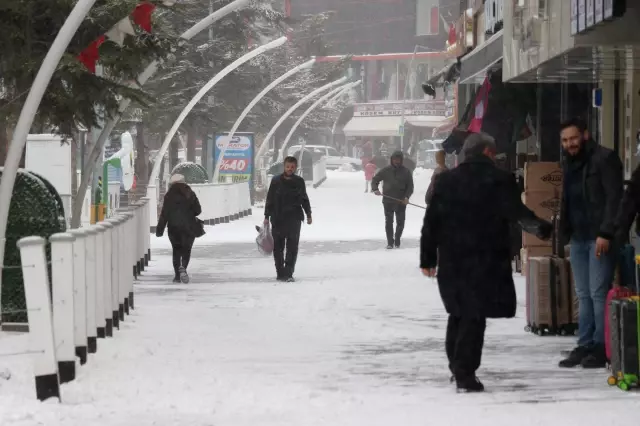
214, 133, 254, 185
594, 0, 603, 23
586, 0, 595, 27
573, 0, 624, 34
578, 0, 586, 32
353, 101, 446, 117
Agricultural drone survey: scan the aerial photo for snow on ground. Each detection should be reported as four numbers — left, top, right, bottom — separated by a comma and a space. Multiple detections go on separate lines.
2, 168, 640, 426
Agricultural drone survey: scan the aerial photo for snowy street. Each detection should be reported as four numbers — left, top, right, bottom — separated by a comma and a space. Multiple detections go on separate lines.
2, 170, 640, 425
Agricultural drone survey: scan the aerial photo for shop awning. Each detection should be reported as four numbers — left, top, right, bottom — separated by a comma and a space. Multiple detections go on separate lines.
405, 116, 449, 128
459, 29, 503, 84
343, 116, 404, 137
343, 115, 449, 137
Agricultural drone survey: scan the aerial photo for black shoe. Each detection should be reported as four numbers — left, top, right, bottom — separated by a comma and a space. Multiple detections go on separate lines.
178, 266, 189, 284
172, 277, 181, 284
285, 276, 295, 282
558, 346, 590, 368
455, 376, 484, 393
394, 242, 400, 248
276, 275, 286, 281
581, 345, 607, 369
386, 244, 394, 249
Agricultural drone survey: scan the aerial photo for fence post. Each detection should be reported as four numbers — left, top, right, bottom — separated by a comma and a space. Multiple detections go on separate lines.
124, 212, 135, 311
98, 221, 114, 336
17, 236, 60, 401
142, 197, 150, 265
93, 224, 106, 339
49, 232, 76, 384
106, 217, 122, 327
68, 229, 88, 364
83, 227, 97, 354
115, 215, 127, 320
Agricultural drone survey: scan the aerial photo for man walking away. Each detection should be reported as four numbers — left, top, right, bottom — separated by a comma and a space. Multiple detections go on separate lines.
426, 149, 448, 204
364, 160, 377, 193
156, 174, 203, 283
372, 151, 414, 249
421, 133, 552, 392
558, 117, 623, 369
264, 156, 312, 282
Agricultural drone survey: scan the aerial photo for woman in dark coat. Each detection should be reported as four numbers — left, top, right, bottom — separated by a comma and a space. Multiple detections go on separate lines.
156, 173, 203, 283
420, 133, 551, 392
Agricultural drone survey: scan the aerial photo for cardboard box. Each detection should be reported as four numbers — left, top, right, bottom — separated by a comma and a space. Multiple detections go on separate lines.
522, 191, 561, 247
524, 162, 563, 193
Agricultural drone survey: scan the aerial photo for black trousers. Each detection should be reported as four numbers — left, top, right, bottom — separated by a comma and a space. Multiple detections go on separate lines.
445, 315, 487, 378
169, 232, 195, 278
272, 219, 302, 278
383, 202, 406, 245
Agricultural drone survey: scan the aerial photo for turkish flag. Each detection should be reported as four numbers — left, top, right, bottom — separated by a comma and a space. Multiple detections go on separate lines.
77, 35, 106, 73
131, 2, 156, 33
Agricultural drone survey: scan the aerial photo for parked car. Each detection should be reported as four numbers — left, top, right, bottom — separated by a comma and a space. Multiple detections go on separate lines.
287, 144, 362, 171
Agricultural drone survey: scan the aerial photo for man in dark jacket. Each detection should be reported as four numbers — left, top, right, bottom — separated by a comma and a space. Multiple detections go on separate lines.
264, 156, 312, 282
156, 174, 203, 284
558, 118, 623, 369
421, 133, 552, 393
371, 151, 414, 249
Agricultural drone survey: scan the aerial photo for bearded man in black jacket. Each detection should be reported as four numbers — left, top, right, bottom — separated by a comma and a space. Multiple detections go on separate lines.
264, 156, 312, 282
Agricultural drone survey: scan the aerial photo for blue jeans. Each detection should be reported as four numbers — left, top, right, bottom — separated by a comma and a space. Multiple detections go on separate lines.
569, 239, 615, 348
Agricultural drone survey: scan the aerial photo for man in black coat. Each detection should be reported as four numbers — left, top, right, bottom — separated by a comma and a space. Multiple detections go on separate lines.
371, 151, 414, 249
264, 156, 312, 282
558, 117, 623, 369
421, 133, 552, 392
156, 174, 203, 284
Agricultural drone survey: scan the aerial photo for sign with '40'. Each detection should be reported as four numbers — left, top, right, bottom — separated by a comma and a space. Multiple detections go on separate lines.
213, 132, 254, 184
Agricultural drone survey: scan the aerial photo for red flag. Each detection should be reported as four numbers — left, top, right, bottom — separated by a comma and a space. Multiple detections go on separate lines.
77, 35, 106, 73
131, 2, 156, 33
468, 76, 491, 133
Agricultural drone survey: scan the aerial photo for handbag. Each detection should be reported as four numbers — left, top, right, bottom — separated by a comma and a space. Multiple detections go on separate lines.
194, 217, 206, 238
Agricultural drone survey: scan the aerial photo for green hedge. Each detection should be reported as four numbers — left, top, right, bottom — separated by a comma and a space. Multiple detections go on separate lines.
0, 169, 66, 324
171, 162, 209, 184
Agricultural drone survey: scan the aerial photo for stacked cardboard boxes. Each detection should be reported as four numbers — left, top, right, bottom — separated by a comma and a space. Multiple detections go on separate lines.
520, 162, 563, 275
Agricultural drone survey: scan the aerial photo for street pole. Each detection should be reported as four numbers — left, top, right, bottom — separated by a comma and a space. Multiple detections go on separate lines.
212, 58, 315, 183
147, 36, 288, 189
400, 44, 431, 152
0, 0, 99, 315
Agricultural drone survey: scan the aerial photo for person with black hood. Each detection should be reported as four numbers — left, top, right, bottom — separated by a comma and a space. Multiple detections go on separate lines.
371, 150, 414, 249
264, 156, 312, 282
558, 117, 623, 369
156, 173, 204, 284
421, 133, 552, 392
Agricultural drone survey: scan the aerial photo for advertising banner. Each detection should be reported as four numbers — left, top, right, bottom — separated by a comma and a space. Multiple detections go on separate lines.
213, 132, 254, 188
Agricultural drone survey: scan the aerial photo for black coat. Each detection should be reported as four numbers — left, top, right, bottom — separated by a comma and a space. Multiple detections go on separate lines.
560, 139, 623, 242
156, 183, 202, 239
420, 155, 552, 319
264, 173, 312, 226
371, 155, 414, 202
615, 164, 640, 245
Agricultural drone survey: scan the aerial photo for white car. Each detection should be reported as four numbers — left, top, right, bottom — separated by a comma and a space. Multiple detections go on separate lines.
288, 145, 362, 171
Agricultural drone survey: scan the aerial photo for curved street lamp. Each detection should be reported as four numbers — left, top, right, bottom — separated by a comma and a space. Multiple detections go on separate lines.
0, 0, 99, 306
211, 58, 316, 183
255, 76, 348, 161
279, 80, 361, 161
148, 36, 288, 192
71, 0, 251, 227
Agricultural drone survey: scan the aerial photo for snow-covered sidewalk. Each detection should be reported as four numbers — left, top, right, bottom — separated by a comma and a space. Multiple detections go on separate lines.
1, 170, 640, 425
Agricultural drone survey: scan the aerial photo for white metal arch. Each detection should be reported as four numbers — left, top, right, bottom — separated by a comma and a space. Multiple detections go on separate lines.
147, 36, 287, 188
279, 80, 361, 161
211, 58, 316, 183
255, 76, 348, 161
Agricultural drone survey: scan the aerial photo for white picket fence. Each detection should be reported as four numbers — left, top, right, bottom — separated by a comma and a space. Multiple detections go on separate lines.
148, 181, 252, 232
14, 199, 150, 401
